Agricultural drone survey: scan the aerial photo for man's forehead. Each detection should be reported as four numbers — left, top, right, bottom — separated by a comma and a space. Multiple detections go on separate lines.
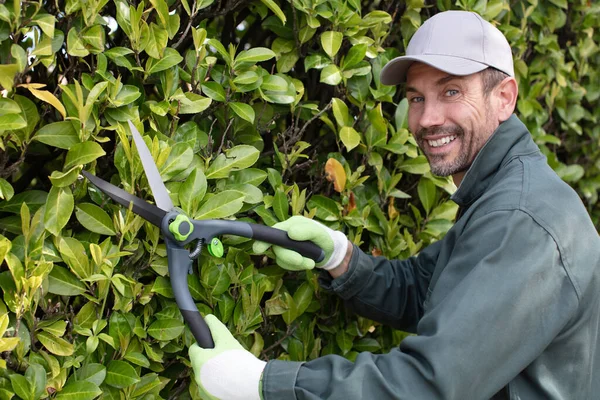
406, 67, 469, 92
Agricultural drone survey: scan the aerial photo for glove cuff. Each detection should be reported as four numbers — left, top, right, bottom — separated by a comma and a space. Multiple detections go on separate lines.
319, 229, 349, 270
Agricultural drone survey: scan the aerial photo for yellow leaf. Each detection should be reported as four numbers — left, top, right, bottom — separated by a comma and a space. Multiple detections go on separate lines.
0, 337, 20, 352
18, 83, 46, 89
325, 158, 346, 192
27, 87, 67, 119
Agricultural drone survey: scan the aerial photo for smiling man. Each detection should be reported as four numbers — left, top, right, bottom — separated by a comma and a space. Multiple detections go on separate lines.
188, 11, 600, 400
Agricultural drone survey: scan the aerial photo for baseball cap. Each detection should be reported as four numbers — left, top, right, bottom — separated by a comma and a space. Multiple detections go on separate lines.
380, 11, 514, 85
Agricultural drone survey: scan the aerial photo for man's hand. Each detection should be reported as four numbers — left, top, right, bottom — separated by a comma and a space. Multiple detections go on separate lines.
189, 315, 266, 400
253, 216, 349, 271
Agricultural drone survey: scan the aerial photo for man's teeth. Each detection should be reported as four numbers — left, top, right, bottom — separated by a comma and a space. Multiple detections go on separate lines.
428, 135, 456, 148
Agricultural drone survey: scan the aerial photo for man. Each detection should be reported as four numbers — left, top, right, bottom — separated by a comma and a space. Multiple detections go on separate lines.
188, 11, 600, 400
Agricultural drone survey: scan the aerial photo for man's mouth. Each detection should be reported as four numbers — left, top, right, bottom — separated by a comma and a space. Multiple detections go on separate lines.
427, 135, 457, 148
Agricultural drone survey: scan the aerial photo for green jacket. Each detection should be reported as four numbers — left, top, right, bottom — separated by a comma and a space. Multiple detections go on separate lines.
261, 115, 600, 399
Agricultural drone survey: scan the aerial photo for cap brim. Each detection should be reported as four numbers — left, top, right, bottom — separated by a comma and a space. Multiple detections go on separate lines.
380, 55, 489, 86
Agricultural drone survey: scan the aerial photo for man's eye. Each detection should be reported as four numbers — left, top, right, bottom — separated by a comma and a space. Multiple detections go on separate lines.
410, 97, 424, 103
445, 89, 459, 96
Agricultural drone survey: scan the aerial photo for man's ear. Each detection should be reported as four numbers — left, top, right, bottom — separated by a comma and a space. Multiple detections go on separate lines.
494, 77, 519, 122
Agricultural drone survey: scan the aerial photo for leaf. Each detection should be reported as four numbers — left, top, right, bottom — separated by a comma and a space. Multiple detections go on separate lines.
201, 82, 226, 102
325, 158, 346, 192
37, 331, 74, 356
234, 47, 276, 64
147, 319, 185, 341
394, 98, 409, 131
260, 0, 286, 24
9, 374, 31, 400
342, 44, 367, 70
292, 282, 313, 318
76, 364, 107, 386
339, 126, 360, 151
229, 102, 255, 124
417, 178, 436, 216
178, 92, 212, 114
321, 31, 343, 58
194, 190, 245, 219
0, 113, 26, 132
0, 64, 19, 92
160, 142, 194, 180
33, 14, 55, 38
105, 360, 140, 389
307, 195, 340, 221
336, 330, 353, 355
76, 203, 116, 235
201, 262, 231, 296
331, 98, 352, 127
320, 64, 342, 85
64, 142, 106, 169
26, 364, 47, 400
179, 168, 207, 216
273, 189, 289, 221
21, 85, 67, 119
34, 121, 80, 149
59, 237, 91, 279
146, 48, 183, 74
48, 265, 86, 295
56, 381, 102, 400
0, 178, 14, 201
0, 190, 47, 214
44, 186, 74, 236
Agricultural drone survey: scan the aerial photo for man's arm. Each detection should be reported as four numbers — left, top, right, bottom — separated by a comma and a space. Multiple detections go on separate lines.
263, 210, 579, 400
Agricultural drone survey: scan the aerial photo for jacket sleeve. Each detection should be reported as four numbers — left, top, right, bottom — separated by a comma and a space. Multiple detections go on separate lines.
318, 235, 443, 333
262, 210, 579, 400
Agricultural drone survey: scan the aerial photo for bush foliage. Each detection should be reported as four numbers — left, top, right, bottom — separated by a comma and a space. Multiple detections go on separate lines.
0, 0, 598, 398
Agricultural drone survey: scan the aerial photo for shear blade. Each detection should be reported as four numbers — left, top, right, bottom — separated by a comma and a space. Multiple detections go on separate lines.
82, 170, 167, 227
127, 121, 175, 213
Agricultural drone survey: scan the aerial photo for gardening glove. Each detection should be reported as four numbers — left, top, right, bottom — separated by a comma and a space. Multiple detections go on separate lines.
252, 215, 348, 271
189, 315, 266, 400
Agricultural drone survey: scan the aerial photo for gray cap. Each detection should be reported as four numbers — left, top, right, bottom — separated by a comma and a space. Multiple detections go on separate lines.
380, 11, 514, 85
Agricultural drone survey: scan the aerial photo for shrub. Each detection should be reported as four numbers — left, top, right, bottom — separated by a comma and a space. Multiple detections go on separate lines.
0, 0, 597, 398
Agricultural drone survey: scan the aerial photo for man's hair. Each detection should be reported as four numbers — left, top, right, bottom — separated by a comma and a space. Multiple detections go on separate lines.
481, 67, 509, 95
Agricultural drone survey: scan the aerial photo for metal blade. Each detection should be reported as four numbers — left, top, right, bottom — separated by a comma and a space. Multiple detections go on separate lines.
128, 121, 175, 212
82, 170, 167, 227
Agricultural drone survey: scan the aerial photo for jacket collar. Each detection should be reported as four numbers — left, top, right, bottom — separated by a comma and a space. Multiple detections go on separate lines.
450, 114, 538, 207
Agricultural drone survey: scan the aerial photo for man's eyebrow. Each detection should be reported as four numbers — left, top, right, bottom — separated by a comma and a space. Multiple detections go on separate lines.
406, 86, 419, 93
436, 74, 465, 85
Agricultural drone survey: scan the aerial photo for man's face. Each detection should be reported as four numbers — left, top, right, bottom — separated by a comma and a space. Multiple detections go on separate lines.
405, 63, 500, 177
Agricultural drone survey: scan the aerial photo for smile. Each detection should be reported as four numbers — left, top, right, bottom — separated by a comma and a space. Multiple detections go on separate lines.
427, 135, 457, 148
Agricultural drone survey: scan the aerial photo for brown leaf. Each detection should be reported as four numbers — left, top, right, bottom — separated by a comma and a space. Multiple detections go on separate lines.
387, 197, 398, 219
346, 191, 356, 213
325, 158, 346, 192
371, 247, 383, 257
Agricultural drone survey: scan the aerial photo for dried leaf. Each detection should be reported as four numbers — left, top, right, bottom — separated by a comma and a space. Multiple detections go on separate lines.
325, 158, 346, 192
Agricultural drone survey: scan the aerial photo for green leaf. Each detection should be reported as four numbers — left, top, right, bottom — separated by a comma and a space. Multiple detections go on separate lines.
56, 381, 102, 400
178, 92, 212, 114
34, 121, 79, 149
160, 142, 194, 180
105, 361, 140, 389
194, 190, 245, 219
342, 44, 367, 70
147, 319, 185, 341
331, 98, 352, 128
76, 203, 116, 235
260, 0, 286, 24
336, 330, 353, 355
320, 64, 342, 85
59, 237, 91, 279
37, 331, 74, 356
418, 178, 436, 216
179, 168, 207, 216
229, 102, 255, 124
9, 374, 31, 400
0, 178, 14, 201
49, 166, 81, 188
307, 195, 340, 221
339, 126, 360, 151
67, 27, 89, 57
64, 142, 106, 169
548, 0, 568, 8
261, 75, 288, 92
321, 31, 343, 59
48, 265, 86, 295
0, 113, 26, 131
234, 48, 276, 64
25, 364, 47, 400
33, 14, 55, 38
273, 189, 288, 221
81, 25, 105, 53
207, 39, 232, 65
201, 262, 231, 296
292, 282, 313, 318
395, 98, 409, 131
146, 48, 183, 74
44, 186, 74, 236
201, 82, 226, 102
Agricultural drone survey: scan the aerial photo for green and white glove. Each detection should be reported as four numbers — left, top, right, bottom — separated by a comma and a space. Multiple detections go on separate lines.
189, 315, 266, 400
252, 215, 348, 271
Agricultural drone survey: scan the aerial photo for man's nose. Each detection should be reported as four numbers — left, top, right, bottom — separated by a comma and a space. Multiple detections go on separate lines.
419, 100, 445, 129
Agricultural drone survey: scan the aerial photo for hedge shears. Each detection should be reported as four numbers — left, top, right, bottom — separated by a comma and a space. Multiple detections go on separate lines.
81, 121, 324, 348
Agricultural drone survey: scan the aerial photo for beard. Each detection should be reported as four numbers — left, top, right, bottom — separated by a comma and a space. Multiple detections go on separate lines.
415, 125, 471, 177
